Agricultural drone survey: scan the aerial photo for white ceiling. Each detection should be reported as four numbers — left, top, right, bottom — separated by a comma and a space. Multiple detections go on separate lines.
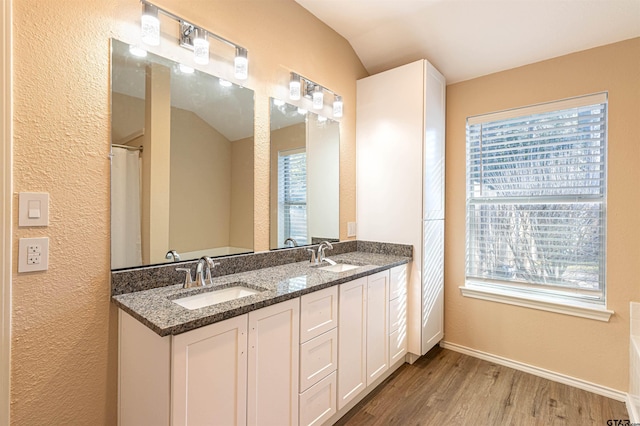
295, 0, 640, 83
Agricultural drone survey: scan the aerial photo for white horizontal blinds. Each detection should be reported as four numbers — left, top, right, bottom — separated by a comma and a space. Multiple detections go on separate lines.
278, 149, 308, 245
466, 94, 607, 302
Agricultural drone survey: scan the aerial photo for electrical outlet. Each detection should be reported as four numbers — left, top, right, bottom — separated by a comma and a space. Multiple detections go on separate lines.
18, 237, 49, 272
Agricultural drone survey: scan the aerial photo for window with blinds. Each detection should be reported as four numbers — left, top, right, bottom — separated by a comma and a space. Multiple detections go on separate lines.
465, 93, 607, 305
278, 148, 308, 246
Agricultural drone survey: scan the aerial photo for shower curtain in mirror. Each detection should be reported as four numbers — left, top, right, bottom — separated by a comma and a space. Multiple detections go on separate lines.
111, 147, 142, 269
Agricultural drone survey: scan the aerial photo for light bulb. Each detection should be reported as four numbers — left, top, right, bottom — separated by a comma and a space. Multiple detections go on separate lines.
333, 95, 343, 118
219, 79, 232, 87
234, 47, 248, 80
297, 107, 307, 115
312, 85, 324, 110
193, 28, 209, 65
141, 4, 160, 46
129, 45, 147, 58
179, 64, 194, 74
289, 73, 301, 100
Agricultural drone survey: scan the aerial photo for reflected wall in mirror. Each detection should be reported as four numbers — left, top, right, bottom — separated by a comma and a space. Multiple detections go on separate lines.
269, 99, 340, 249
111, 39, 254, 270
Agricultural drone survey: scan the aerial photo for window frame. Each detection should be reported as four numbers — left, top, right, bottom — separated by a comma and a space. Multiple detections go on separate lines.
460, 93, 613, 321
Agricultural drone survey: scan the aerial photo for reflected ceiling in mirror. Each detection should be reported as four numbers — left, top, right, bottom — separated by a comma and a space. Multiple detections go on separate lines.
111, 39, 254, 270
269, 98, 340, 250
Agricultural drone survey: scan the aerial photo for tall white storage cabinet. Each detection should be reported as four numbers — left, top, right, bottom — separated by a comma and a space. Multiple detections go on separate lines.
356, 59, 445, 358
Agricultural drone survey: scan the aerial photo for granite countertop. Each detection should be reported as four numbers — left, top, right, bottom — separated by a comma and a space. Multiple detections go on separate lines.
112, 251, 410, 337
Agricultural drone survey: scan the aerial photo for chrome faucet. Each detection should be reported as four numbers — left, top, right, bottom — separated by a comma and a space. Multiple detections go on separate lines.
177, 257, 220, 288
165, 250, 181, 262
193, 256, 218, 287
317, 241, 335, 265
284, 237, 298, 247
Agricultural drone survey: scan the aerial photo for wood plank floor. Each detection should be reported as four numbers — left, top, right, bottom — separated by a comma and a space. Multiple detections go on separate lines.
336, 346, 628, 426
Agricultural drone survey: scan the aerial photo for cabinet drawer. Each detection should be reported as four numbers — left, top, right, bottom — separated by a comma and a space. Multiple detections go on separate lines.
299, 371, 337, 426
389, 328, 407, 365
300, 286, 338, 342
390, 264, 407, 300
389, 296, 406, 334
300, 328, 337, 392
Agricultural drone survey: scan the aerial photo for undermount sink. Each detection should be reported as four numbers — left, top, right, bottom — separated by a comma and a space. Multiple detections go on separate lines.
318, 263, 361, 273
173, 285, 263, 310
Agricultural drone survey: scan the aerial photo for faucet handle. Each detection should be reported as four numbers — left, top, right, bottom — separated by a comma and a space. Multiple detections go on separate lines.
317, 241, 334, 263
176, 268, 193, 288
203, 257, 221, 284
306, 248, 317, 265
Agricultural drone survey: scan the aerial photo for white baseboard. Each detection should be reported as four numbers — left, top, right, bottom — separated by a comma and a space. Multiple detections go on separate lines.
440, 341, 627, 403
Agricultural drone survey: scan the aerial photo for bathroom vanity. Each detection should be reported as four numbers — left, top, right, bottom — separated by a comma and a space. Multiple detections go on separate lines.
113, 241, 411, 426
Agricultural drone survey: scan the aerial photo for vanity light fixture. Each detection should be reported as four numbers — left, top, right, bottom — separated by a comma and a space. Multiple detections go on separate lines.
140, 3, 160, 46
289, 73, 301, 100
139, 1, 249, 78
333, 95, 343, 118
234, 47, 248, 80
312, 85, 324, 110
288, 71, 343, 118
192, 28, 209, 65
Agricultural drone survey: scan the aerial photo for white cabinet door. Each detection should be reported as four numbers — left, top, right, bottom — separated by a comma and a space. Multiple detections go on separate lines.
337, 277, 367, 410
248, 298, 300, 426
300, 286, 338, 343
366, 271, 389, 386
422, 219, 445, 354
172, 315, 248, 426
423, 62, 446, 220
119, 310, 171, 426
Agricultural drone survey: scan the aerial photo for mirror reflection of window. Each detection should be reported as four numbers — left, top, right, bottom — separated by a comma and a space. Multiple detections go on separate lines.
278, 148, 308, 246
269, 98, 340, 249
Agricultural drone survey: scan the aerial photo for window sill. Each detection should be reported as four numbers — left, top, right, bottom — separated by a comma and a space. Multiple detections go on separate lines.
459, 285, 614, 322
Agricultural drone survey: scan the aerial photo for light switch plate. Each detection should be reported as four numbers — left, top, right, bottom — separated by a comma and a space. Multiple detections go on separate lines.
347, 222, 356, 237
19, 192, 49, 227
18, 237, 49, 272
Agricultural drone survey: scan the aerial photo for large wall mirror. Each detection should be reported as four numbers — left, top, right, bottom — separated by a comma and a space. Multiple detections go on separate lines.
269, 98, 339, 249
110, 39, 254, 270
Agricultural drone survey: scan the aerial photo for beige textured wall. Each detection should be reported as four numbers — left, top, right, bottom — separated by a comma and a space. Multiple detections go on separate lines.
170, 108, 232, 252
10, 0, 366, 424
445, 38, 640, 392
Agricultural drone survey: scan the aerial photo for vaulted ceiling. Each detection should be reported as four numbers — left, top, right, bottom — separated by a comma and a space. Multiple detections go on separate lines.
295, 0, 640, 83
